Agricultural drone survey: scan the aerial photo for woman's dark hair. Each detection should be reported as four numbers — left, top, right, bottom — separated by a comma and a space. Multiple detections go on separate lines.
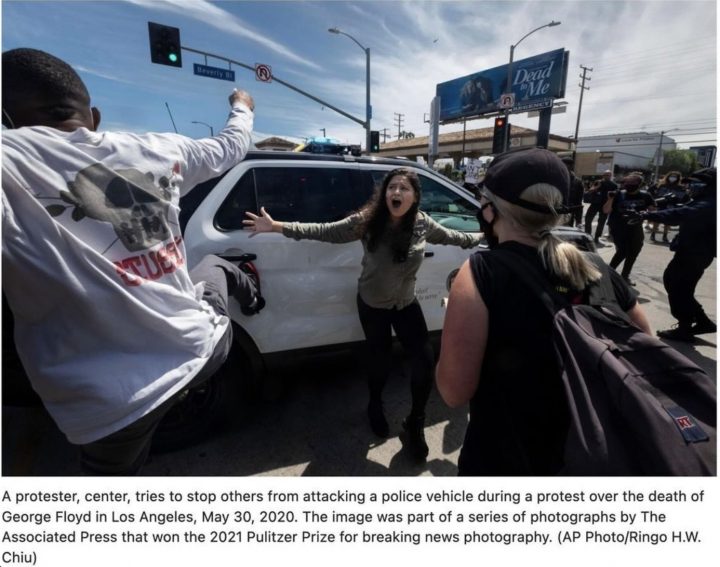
359, 168, 421, 262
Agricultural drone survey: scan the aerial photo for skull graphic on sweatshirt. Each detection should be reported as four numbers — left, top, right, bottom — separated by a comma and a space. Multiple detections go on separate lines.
49, 163, 174, 252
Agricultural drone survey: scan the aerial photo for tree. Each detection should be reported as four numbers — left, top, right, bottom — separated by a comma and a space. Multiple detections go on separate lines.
653, 149, 700, 176
398, 131, 415, 140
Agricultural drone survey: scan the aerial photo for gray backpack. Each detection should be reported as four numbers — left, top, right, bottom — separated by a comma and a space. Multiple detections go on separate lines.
493, 250, 716, 476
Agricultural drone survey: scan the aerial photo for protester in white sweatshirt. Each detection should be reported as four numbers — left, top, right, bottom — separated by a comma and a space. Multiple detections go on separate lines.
2, 47, 259, 474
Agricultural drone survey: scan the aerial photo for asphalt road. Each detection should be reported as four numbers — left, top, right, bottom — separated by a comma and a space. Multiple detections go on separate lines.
2, 227, 716, 476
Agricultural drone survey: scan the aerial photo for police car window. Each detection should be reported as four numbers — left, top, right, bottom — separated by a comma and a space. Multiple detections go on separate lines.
215, 169, 258, 231
418, 176, 480, 232
254, 167, 360, 223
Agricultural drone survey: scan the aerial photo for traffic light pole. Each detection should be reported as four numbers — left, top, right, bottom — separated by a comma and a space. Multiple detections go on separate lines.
365, 46, 371, 155
180, 46, 367, 129
503, 44, 515, 152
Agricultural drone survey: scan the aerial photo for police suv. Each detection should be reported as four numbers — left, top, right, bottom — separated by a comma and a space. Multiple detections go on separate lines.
161, 150, 483, 447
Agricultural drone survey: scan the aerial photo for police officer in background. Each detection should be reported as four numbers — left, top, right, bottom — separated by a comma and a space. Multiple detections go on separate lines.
640, 168, 717, 341
561, 156, 584, 228
584, 169, 617, 244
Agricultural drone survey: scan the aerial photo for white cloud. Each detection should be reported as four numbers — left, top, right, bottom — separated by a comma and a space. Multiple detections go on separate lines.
75, 65, 139, 86
126, 0, 322, 70
306, 0, 716, 149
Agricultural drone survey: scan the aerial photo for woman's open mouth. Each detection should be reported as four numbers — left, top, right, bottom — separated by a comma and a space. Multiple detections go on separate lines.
391, 198, 403, 208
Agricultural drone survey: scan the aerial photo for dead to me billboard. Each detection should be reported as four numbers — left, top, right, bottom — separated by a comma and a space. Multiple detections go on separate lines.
436, 48, 569, 123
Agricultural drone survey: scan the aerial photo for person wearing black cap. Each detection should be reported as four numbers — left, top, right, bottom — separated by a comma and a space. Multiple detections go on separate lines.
561, 156, 584, 228
603, 172, 656, 285
435, 147, 650, 475
640, 168, 717, 342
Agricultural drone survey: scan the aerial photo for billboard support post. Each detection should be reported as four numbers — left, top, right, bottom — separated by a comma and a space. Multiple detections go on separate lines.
428, 96, 440, 167
536, 106, 552, 148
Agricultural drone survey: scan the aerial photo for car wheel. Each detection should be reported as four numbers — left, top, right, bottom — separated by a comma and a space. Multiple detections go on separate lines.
151, 343, 251, 454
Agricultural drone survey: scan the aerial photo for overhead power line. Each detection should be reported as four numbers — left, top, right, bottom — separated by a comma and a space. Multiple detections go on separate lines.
582, 35, 716, 66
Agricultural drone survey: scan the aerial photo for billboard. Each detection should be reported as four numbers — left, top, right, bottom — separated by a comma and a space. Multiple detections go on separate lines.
436, 48, 569, 123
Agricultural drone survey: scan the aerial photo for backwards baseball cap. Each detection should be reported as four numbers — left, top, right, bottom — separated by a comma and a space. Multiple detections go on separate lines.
482, 147, 570, 214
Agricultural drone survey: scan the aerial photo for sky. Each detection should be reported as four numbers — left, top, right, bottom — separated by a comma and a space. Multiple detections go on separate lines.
1, 0, 717, 151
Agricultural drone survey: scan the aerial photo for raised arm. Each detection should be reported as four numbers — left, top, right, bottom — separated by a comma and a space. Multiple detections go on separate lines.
176, 89, 255, 194
435, 259, 488, 407
244, 207, 362, 243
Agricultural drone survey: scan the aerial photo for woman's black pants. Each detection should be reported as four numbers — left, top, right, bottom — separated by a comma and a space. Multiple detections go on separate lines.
356, 295, 434, 418
609, 224, 644, 278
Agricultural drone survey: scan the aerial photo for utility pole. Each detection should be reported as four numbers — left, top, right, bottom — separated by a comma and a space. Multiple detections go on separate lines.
394, 113, 405, 139
320, 128, 326, 137
572, 65, 592, 162
381, 128, 391, 142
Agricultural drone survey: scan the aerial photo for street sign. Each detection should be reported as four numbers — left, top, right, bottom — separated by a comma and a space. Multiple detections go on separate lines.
527, 105, 567, 117
511, 97, 554, 113
255, 63, 272, 82
193, 63, 235, 82
499, 93, 515, 109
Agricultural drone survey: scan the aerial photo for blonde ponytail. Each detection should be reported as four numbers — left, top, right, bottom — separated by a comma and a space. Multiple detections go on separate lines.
490, 183, 601, 290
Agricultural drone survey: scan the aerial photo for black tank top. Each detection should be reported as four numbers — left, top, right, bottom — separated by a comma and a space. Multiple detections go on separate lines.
459, 241, 636, 475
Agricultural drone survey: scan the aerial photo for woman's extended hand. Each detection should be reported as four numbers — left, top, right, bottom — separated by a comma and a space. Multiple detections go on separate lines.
244, 206, 277, 237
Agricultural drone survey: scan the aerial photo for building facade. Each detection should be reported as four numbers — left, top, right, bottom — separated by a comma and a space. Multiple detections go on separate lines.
575, 131, 677, 177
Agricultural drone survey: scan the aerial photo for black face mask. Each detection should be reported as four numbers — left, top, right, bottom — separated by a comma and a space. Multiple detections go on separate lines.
478, 202, 499, 249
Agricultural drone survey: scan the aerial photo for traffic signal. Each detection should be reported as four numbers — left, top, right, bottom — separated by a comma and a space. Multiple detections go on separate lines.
148, 22, 182, 68
370, 130, 380, 153
492, 116, 509, 154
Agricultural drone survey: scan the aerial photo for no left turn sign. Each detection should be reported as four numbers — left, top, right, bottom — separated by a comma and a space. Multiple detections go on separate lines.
499, 93, 515, 109
255, 63, 272, 83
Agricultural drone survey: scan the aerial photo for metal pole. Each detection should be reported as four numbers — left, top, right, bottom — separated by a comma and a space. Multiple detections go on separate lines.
366, 47, 371, 155
654, 131, 665, 181
192, 121, 214, 136
328, 29, 373, 152
182, 44, 365, 127
165, 102, 178, 133
503, 21, 561, 152
503, 44, 514, 151
573, 66, 592, 162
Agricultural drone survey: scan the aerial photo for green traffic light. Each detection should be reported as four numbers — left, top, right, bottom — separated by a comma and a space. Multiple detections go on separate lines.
168, 53, 178, 63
